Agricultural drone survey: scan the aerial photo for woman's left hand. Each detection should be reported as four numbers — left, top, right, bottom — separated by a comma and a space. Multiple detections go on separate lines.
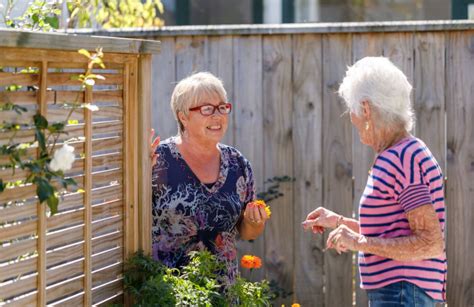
326, 225, 364, 254
243, 202, 269, 227
150, 128, 160, 166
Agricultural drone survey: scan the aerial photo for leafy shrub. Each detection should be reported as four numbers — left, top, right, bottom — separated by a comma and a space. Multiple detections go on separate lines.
124, 250, 273, 306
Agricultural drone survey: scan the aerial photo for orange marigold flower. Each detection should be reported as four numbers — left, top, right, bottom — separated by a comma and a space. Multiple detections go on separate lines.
292, 304, 301, 307
240, 255, 262, 269
250, 200, 272, 218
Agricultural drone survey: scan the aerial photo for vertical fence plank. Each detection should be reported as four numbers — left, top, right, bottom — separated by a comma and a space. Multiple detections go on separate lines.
152, 37, 177, 139
138, 55, 153, 254
383, 32, 415, 131
206, 36, 235, 146
414, 32, 446, 171
446, 30, 474, 307
233, 35, 264, 281
84, 84, 93, 306
37, 60, 48, 307
351, 33, 384, 307
176, 36, 207, 80
262, 35, 294, 306
322, 33, 353, 307
123, 61, 139, 257
292, 34, 324, 305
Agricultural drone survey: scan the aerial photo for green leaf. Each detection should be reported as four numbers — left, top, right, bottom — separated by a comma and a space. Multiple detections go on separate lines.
35, 129, 46, 154
48, 122, 65, 133
0, 179, 5, 192
33, 113, 48, 129
70, 74, 82, 81
13, 104, 28, 114
47, 194, 59, 215
63, 178, 77, 188
44, 16, 59, 29
31, 13, 39, 24
35, 177, 54, 203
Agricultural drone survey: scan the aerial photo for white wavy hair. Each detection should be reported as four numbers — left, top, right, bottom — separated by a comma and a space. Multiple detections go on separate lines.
338, 56, 414, 132
170, 72, 227, 135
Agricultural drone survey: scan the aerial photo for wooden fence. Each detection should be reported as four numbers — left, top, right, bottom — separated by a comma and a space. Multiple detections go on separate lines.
0, 30, 158, 306
78, 21, 474, 306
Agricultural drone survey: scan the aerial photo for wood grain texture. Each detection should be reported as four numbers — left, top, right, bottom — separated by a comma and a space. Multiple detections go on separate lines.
37, 60, 48, 307
322, 33, 354, 307
0, 29, 160, 54
205, 36, 235, 146
383, 32, 415, 132
232, 35, 265, 281
445, 30, 474, 307
84, 83, 93, 307
76, 21, 474, 37
351, 33, 384, 307
414, 32, 446, 171
176, 36, 207, 80
292, 33, 325, 306
262, 35, 294, 306
138, 54, 153, 254
151, 37, 177, 139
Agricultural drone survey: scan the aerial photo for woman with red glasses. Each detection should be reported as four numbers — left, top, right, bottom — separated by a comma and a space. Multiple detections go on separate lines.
150, 72, 268, 286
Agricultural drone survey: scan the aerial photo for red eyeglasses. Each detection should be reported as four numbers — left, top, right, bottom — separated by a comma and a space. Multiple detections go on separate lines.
189, 103, 232, 116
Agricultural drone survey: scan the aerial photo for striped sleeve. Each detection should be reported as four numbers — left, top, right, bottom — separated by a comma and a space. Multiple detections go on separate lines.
396, 142, 432, 212
398, 183, 431, 212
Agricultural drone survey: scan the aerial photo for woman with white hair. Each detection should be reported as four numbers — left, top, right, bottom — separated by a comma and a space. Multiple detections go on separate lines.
303, 57, 446, 306
150, 72, 268, 285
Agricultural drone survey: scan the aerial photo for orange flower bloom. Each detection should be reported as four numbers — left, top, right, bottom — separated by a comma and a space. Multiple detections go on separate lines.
240, 255, 262, 269
250, 199, 271, 217
292, 304, 301, 307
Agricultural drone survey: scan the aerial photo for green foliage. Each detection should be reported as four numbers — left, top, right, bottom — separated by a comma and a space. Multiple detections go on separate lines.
123, 250, 176, 306
2, 0, 164, 31
124, 250, 273, 306
227, 277, 273, 307
6, 0, 61, 31
67, 0, 164, 29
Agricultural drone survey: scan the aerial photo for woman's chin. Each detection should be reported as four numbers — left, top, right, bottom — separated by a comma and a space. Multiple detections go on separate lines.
205, 129, 225, 142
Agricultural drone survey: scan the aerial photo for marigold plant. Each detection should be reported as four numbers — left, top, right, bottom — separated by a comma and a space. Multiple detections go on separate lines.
241, 255, 262, 269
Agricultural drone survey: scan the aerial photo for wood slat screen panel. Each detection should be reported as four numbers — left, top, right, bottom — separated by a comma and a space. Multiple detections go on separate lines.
0, 46, 140, 306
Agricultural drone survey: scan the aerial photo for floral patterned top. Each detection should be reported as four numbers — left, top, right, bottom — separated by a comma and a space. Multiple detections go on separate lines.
151, 136, 255, 285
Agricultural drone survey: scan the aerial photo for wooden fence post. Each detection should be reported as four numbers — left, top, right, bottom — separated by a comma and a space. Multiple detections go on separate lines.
138, 54, 153, 255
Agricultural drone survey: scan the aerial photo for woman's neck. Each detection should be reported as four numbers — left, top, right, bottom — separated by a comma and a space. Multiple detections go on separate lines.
373, 128, 409, 153
177, 135, 220, 159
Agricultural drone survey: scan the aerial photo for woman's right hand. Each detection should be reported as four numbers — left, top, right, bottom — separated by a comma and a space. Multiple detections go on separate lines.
302, 207, 342, 233
150, 128, 160, 166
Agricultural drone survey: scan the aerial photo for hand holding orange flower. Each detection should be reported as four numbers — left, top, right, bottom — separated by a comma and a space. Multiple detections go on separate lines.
243, 199, 271, 226
251, 200, 271, 217
240, 255, 262, 269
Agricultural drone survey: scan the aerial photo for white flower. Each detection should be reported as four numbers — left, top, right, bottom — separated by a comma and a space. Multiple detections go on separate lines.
82, 103, 99, 112
85, 79, 95, 86
49, 144, 75, 172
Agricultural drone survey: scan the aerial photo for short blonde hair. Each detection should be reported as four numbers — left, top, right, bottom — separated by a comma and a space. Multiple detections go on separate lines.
170, 72, 227, 135
338, 56, 414, 132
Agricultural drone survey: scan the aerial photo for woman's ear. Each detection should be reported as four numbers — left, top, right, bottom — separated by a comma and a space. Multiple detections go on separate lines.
361, 100, 372, 121
178, 111, 187, 126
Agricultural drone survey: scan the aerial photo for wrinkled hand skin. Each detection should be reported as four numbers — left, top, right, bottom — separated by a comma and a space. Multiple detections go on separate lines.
326, 204, 444, 261
354, 204, 444, 261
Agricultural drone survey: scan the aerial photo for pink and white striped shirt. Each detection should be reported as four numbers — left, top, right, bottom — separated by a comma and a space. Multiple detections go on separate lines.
358, 136, 447, 302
